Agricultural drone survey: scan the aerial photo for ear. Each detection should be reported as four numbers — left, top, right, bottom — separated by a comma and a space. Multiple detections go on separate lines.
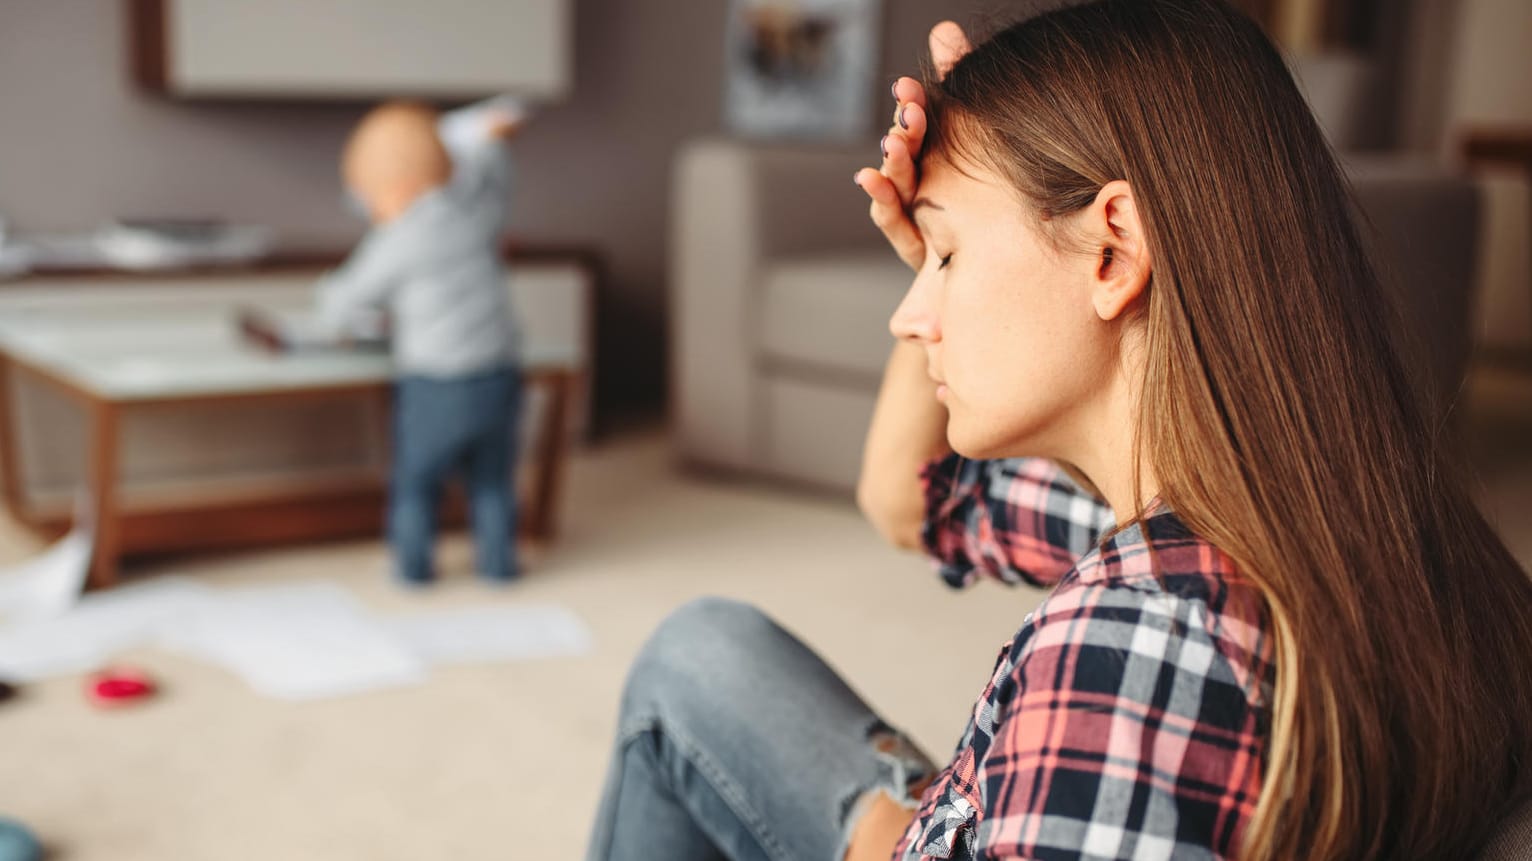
1085, 180, 1152, 321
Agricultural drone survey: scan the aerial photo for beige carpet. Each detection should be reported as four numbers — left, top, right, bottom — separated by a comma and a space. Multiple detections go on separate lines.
1, 374, 1528, 860
0, 433, 1054, 861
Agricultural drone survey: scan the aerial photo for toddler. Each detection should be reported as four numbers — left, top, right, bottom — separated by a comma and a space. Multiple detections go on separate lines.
316, 97, 526, 584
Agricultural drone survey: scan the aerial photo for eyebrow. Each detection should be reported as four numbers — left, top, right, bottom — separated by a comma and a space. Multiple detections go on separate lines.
909, 197, 945, 231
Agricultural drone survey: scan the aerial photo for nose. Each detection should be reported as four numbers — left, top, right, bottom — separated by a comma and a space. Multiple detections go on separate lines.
889, 271, 940, 344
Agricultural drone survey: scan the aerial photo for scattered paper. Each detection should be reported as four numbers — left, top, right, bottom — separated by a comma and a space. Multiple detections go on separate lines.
0, 498, 94, 622
0, 577, 212, 681
158, 581, 427, 702
384, 604, 593, 665
0, 574, 592, 700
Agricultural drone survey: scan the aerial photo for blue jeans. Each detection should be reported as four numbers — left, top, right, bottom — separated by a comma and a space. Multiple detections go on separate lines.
0, 819, 40, 861
390, 366, 522, 582
585, 598, 936, 861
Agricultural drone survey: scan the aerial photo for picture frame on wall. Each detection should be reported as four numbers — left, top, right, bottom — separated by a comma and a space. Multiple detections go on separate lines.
723, 0, 883, 142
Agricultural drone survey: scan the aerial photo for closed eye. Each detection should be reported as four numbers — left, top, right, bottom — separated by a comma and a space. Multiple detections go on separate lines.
938, 254, 953, 270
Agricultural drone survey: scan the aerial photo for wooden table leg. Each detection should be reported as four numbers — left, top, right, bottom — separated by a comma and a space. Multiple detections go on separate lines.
88, 400, 121, 589
525, 371, 575, 540
0, 354, 29, 521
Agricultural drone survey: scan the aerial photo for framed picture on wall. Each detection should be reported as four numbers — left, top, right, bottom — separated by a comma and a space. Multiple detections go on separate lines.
723, 0, 883, 142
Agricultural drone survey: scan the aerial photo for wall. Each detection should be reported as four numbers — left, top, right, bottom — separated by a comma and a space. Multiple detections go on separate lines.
0, 0, 1012, 420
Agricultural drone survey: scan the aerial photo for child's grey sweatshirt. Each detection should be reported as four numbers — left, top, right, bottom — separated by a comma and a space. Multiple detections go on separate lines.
316, 102, 521, 378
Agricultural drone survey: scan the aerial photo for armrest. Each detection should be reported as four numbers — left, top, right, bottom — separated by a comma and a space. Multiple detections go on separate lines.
669, 138, 885, 470
746, 143, 890, 257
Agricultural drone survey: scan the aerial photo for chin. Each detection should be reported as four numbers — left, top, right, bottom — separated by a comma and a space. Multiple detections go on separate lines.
946, 422, 1020, 461
945, 408, 1046, 461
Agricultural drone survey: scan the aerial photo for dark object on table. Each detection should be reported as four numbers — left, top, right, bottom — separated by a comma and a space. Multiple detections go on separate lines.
0, 679, 15, 703
236, 306, 390, 354
237, 308, 289, 353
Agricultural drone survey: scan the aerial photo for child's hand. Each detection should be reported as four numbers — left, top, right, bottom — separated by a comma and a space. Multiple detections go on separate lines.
488, 117, 523, 140
853, 22, 972, 272
439, 96, 529, 149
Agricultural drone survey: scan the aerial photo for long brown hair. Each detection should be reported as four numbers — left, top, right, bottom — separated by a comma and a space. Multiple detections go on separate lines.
925, 1, 1532, 857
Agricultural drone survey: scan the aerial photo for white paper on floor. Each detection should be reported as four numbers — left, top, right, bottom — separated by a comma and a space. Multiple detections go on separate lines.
384, 604, 593, 665
0, 575, 593, 700
0, 498, 94, 622
158, 581, 429, 702
0, 577, 213, 681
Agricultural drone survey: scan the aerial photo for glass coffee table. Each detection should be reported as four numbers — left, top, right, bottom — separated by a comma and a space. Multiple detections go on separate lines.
0, 265, 589, 588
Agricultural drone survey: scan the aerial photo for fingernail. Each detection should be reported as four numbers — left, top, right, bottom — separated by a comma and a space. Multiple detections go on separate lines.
880, 135, 888, 158
853, 171, 862, 187
898, 105, 909, 130
890, 78, 900, 100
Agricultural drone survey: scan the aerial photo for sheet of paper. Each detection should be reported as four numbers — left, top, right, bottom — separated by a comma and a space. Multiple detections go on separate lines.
384, 604, 593, 665
1, 575, 590, 697
158, 581, 427, 701
0, 577, 213, 681
0, 503, 93, 622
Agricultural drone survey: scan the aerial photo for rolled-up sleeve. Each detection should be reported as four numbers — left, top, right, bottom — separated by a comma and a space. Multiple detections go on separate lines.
314, 229, 405, 336
436, 98, 516, 221
920, 456, 1115, 589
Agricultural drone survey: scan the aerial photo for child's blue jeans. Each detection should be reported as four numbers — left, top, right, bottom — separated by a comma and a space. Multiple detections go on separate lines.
390, 365, 522, 582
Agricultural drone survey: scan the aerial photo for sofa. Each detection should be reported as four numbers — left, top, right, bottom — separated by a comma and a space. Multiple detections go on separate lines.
671, 137, 1479, 492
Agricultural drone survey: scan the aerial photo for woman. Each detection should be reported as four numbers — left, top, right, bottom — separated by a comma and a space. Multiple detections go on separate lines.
586, 1, 1532, 858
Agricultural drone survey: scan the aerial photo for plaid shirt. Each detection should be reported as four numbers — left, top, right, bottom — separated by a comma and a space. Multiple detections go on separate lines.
895, 456, 1275, 861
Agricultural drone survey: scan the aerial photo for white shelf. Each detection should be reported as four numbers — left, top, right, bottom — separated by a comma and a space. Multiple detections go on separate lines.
146, 0, 572, 101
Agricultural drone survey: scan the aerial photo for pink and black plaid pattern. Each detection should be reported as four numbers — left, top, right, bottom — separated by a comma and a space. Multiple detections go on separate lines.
899, 457, 1275, 860
921, 457, 1118, 590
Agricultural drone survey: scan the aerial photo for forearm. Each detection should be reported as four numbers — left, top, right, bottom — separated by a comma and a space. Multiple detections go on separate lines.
438, 97, 521, 197
314, 233, 400, 332
315, 277, 368, 335
857, 340, 951, 549
438, 96, 525, 149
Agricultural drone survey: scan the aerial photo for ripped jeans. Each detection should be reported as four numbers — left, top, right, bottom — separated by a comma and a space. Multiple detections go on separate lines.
585, 597, 937, 861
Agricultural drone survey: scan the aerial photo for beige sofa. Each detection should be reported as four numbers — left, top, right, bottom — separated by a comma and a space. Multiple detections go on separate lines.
670, 137, 1480, 492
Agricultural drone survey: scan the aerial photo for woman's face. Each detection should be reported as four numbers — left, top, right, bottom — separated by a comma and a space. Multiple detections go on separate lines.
891, 155, 1119, 460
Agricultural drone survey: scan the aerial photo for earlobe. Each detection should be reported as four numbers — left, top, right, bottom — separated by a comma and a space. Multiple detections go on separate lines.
1089, 181, 1151, 321
1092, 246, 1141, 321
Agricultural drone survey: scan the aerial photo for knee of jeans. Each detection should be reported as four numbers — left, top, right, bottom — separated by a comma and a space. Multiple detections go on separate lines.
835, 722, 937, 861
619, 597, 769, 721
395, 445, 453, 489
391, 453, 433, 488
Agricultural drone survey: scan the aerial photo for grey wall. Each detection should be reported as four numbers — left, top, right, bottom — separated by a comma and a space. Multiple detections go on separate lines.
0, 0, 1039, 418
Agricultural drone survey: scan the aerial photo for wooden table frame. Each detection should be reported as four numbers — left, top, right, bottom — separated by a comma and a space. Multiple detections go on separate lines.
0, 350, 581, 589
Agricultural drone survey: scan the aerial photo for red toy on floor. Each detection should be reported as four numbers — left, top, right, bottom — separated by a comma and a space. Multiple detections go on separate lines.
86, 666, 156, 709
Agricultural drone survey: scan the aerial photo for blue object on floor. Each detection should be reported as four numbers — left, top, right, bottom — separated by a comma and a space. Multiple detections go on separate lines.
0, 819, 40, 861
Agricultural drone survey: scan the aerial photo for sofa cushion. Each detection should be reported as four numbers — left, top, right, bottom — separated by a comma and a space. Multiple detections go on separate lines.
758, 252, 910, 379
761, 377, 877, 491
